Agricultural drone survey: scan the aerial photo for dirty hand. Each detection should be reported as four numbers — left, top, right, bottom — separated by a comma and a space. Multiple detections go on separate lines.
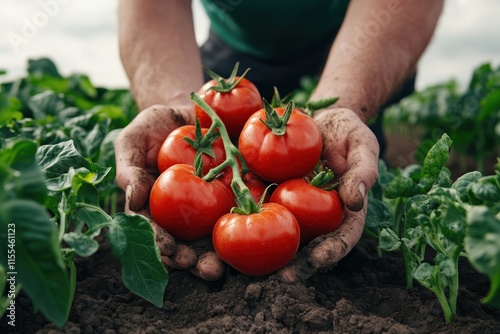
114, 104, 225, 280
278, 108, 380, 283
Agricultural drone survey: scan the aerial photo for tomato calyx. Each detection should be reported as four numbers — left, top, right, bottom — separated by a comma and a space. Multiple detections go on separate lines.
203, 62, 251, 93
269, 86, 339, 118
260, 99, 293, 136
182, 118, 222, 177
308, 167, 339, 191
191, 92, 264, 215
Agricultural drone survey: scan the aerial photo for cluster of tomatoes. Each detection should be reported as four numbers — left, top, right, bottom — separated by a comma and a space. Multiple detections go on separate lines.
149, 64, 345, 276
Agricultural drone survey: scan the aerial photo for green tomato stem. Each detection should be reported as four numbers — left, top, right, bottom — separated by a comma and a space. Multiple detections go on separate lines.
190, 92, 258, 215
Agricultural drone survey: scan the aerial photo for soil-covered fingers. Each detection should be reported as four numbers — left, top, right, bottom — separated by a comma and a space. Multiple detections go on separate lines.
336, 127, 378, 212
189, 251, 226, 281
115, 105, 193, 211
307, 202, 368, 271
314, 108, 379, 212
149, 220, 177, 256
276, 249, 317, 284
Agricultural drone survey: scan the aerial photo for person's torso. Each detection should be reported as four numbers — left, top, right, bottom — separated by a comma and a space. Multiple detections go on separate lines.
200, 0, 350, 63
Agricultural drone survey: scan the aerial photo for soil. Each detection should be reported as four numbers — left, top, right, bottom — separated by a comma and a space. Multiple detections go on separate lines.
3, 133, 500, 334
2, 233, 500, 334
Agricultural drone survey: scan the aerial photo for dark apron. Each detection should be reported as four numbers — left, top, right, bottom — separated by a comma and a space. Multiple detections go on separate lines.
199, 30, 416, 159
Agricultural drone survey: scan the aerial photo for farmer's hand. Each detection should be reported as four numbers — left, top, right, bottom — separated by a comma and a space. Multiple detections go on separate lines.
278, 108, 379, 283
115, 104, 225, 281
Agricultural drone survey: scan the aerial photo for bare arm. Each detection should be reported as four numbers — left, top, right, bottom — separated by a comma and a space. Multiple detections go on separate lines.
118, 0, 203, 112
311, 0, 444, 122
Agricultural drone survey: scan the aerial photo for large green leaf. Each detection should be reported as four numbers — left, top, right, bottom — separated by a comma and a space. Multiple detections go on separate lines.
0, 139, 47, 203
0, 199, 71, 327
36, 140, 110, 181
107, 213, 169, 308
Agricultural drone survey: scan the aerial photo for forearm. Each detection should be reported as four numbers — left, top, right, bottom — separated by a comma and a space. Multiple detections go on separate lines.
311, 0, 444, 123
118, 0, 203, 112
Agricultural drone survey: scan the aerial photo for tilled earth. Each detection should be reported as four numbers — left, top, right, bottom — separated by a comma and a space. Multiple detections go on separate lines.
3, 234, 500, 334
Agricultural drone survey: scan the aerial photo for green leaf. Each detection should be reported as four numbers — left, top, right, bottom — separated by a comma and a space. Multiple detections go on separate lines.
0, 139, 47, 203
379, 228, 401, 252
97, 129, 121, 169
27, 58, 62, 78
70, 120, 109, 159
435, 254, 456, 278
452, 171, 482, 202
413, 262, 434, 289
36, 140, 110, 180
0, 199, 71, 327
63, 232, 99, 257
465, 206, 500, 307
384, 175, 420, 198
28, 91, 66, 120
470, 182, 500, 203
107, 213, 168, 307
419, 133, 453, 190
479, 90, 500, 122
365, 197, 393, 236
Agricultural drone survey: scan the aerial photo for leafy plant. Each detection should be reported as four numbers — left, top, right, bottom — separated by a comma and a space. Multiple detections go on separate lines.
383, 62, 500, 174
367, 133, 500, 323
0, 138, 168, 326
1, 57, 137, 213
0, 58, 168, 327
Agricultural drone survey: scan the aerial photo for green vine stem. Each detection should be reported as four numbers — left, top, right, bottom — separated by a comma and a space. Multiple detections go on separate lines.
190, 92, 260, 215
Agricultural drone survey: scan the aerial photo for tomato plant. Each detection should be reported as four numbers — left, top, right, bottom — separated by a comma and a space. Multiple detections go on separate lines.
149, 164, 235, 241
194, 62, 262, 140
212, 203, 300, 276
157, 123, 225, 174
238, 100, 322, 183
270, 169, 345, 243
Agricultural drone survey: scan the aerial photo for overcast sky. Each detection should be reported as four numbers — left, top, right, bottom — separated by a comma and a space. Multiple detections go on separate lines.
1, 0, 500, 91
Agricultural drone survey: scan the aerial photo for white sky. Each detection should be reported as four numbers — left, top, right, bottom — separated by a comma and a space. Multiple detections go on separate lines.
1, 0, 500, 91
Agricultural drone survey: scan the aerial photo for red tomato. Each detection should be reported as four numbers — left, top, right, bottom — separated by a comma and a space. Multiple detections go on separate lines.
212, 203, 300, 276
194, 77, 262, 139
150, 164, 235, 241
238, 107, 322, 183
270, 179, 345, 243
218, 168, 270, 204
157, 125, 226, 175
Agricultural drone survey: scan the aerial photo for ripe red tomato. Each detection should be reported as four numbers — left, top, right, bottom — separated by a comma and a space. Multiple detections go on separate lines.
238, 106, 322, 183
150, 164, 235, 241
194, 77, 262, 140
157, 125, 226, 175
212, 203, 300, 276
270, 179, 345, 243
218, 168, 270, 204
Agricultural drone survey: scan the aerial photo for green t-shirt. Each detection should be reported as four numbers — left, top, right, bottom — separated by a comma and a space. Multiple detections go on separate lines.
200, 0, 350, 63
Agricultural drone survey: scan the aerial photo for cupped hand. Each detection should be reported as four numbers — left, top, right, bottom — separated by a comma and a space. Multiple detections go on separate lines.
114, 104, 225, 280
278, 107, 380, 283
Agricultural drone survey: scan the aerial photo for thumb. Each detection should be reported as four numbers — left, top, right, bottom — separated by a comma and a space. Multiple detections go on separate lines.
122, 167, 157, 212
338, 167, 376, 212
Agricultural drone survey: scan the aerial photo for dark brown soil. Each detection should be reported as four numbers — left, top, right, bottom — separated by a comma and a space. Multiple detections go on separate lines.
3, 134, 499, 334
3, 233, 500, 334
